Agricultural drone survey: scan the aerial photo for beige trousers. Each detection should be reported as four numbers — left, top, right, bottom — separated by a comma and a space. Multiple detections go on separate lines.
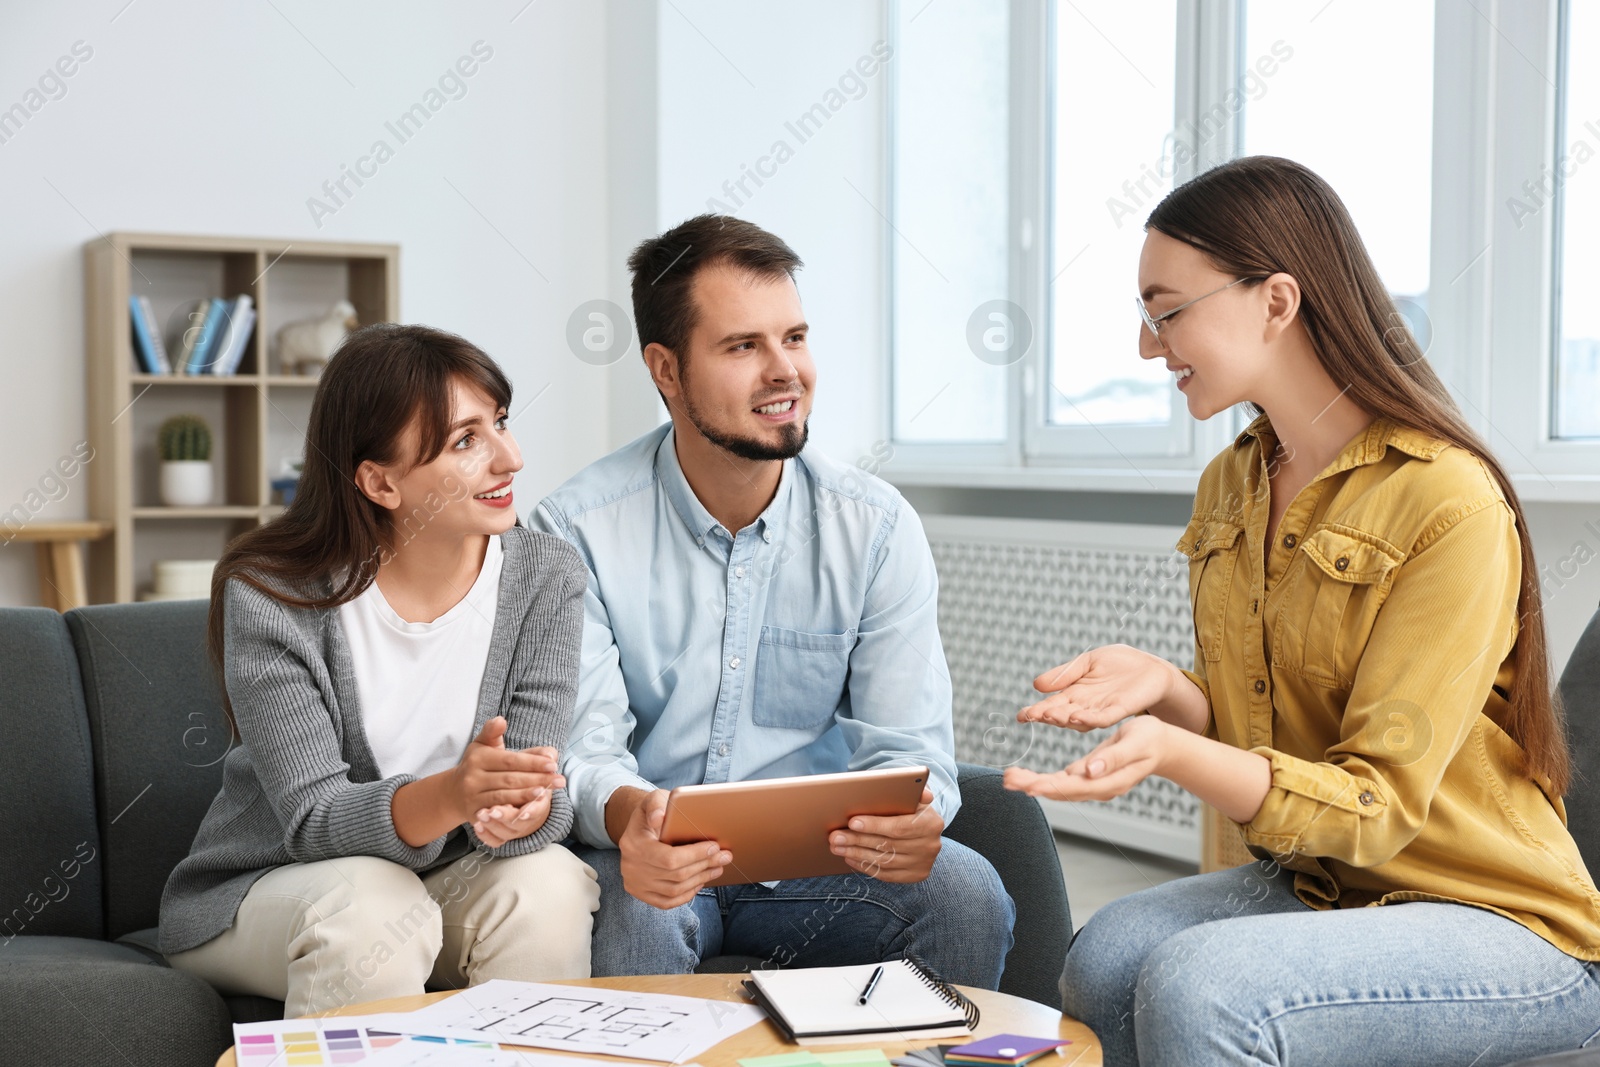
169, 844, 599, 1017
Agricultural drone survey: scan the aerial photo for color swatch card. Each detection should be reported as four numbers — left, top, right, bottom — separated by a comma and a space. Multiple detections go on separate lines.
233, 1015, 496, 1065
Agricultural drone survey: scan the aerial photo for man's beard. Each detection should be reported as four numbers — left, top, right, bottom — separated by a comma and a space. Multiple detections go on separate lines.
677, 387, 809, 461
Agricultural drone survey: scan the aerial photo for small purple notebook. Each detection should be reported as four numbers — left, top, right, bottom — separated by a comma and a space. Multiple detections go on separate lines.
945, 1034, 1070, 1062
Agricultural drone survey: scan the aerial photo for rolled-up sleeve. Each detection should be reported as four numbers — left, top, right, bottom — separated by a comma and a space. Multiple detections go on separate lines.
1178, 666, 1217, 740
837, 503, 961, 824
1241, 499, 1519, 866
531, 502, 655, 849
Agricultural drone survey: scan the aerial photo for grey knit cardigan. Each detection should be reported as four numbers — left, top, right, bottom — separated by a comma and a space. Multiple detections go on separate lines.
158, 525, 587, 956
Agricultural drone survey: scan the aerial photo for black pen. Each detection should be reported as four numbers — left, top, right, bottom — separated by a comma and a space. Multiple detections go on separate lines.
858, 964, 885, 1005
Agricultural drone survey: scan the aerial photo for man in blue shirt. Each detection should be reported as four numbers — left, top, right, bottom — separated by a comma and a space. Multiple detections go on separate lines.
532, 214, 1014, 985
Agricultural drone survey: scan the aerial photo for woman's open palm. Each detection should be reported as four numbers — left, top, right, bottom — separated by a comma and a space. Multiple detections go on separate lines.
1020, 643, 1172, 732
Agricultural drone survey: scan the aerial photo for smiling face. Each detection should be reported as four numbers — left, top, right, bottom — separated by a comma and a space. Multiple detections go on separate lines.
356, 375, 524, 543
662, 261, 815, 461
1136, 229, 1276, 421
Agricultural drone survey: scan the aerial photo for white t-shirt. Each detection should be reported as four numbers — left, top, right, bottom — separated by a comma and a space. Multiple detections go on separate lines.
338, 536, 502, 779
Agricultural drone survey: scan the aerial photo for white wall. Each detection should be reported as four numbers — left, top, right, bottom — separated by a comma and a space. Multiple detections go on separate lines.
654, 0, 890, 467
0, 0, 615, 604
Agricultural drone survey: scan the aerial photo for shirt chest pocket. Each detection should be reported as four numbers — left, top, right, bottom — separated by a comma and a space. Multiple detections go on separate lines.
1278, 527, 1404, 688
751, 625, 856, 730
1180, 516, 1244, 663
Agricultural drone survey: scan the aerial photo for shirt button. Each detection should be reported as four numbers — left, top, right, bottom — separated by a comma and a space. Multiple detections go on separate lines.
735, 566, 745, 578
729, 656, 741, 669
1251, 599, 1259, 614
1253, 679, 1266, 694
719, 743, 730, 757
696, 537, 705, 547
762, 530, 772, 543
1359, 791, 1375, 806
1334, 557, 1349, 571
1282, 533, 1298, 549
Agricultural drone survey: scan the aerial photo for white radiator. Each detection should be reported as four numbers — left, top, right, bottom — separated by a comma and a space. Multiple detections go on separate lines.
924, 516, 1200, 862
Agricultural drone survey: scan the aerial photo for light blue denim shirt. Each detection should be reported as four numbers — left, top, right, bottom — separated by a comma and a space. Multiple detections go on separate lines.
531, 424, 959, 850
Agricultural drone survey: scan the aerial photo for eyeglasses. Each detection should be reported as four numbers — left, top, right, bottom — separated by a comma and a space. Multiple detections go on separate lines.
1135, 277, 1262, 341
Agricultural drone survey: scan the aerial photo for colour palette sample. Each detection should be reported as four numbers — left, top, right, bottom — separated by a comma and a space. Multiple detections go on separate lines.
236, 1026, 402, 1064
233, 1019, 497, 1065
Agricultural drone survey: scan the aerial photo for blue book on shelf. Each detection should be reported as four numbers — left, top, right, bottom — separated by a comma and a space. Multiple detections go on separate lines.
212, 294, 256, 376
139, 296, 172, 372
187, 298, 228, 374
129, 296, 161, 373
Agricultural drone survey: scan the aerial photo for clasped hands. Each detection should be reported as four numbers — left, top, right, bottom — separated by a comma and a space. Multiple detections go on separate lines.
1003, 643, 1186, 803
455, 716, 564, 847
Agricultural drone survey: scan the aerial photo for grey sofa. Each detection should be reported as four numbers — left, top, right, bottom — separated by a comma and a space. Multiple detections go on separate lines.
0, 600, 1072, 1067
1506, 609, 1600, 1065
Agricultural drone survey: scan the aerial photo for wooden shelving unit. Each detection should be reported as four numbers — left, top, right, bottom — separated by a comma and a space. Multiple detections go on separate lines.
85, 233, 399, 603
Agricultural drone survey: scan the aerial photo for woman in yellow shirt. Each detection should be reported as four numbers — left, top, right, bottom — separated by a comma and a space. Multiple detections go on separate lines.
1007, 156, 1600, 1066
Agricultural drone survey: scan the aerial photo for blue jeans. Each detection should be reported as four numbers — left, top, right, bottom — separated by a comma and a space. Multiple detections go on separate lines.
1064, 860, 1600, 1067
574, 838, 1015, 988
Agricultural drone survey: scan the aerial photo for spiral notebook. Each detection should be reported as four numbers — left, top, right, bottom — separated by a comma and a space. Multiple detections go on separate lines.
744, 959, 979, 1044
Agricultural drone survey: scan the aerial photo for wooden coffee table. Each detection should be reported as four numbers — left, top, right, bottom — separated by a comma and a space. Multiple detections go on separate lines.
214, 974, 1101, 1066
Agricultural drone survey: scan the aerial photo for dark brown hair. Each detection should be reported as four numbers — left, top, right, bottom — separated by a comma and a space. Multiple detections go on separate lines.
1148, 155, 1570, 794
206, 323, 512, 707
626, 213, 803, 358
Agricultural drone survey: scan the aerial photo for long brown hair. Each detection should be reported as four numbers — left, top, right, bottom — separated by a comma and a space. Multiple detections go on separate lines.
1147, 155, 1570, 794
207, 323, 512, 703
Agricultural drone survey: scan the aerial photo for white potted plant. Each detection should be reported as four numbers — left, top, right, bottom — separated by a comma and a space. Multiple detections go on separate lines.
158, 414, 214, 507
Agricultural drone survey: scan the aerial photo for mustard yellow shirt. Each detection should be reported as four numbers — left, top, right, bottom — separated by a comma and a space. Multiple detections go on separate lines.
1180, 413, 1600, 959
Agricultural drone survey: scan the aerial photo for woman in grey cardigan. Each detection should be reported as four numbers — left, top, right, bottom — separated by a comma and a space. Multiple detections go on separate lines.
160, 324, 599, 1016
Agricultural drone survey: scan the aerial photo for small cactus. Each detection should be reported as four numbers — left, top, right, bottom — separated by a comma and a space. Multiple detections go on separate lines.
158, 415, 212, 462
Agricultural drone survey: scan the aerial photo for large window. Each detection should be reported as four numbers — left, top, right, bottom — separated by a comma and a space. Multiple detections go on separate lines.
888, 0, 1600, 490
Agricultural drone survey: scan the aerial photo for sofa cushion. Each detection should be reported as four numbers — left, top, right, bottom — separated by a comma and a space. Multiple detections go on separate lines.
3, 933, 167, 968
66, 600, 231, 941
0, 608, 104, 941
0, 934, 233, 1067
113, 925, 167, 965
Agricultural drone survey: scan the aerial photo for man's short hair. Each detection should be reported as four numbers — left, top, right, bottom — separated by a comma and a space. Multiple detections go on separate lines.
626, 214, 804, 358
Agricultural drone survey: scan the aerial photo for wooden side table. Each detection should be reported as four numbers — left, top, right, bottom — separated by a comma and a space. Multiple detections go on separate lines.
4, 521, 112, 611
215, 974, 1102, 1066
